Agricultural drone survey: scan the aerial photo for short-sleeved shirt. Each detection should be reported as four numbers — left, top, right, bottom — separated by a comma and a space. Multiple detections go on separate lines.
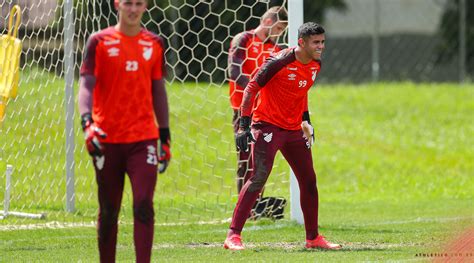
242, 47, 321, 130
228, 30, 282, 109
80, 26, 166, 143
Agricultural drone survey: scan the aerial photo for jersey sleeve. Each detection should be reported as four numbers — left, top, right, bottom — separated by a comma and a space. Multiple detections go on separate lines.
240, 79, 262, 117
152, 36, 167, 80
254, 49, 294, 87
80, 33, 100, 76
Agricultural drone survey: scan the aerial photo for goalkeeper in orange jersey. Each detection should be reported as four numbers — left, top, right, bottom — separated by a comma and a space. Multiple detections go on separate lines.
77, 0, 170, 262
228, 6, 288, 220
224, 22, 342, 251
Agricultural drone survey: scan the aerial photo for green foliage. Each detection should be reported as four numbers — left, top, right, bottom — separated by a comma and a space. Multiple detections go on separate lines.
437, 0, 474, 75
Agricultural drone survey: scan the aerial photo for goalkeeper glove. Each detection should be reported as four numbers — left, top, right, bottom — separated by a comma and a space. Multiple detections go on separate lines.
236, 116, 255, 152
81, 113, 107, 157
158, 128, 171, 173
301, 120, 314, 148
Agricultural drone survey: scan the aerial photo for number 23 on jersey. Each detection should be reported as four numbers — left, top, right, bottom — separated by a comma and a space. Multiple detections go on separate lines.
126, 60, 138, 71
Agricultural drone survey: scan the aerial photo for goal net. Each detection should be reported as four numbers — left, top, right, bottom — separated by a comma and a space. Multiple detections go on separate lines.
0, 0, 290, 226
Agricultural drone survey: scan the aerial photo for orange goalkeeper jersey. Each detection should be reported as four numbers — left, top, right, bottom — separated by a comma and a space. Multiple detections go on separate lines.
80, 27, 166, 143
241, 47, 321, 130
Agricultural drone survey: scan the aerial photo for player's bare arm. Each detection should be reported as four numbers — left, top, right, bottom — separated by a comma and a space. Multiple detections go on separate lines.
152, 79, 171, 173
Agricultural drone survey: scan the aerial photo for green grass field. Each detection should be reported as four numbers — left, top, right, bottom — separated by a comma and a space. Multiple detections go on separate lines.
1, 72, 473, 262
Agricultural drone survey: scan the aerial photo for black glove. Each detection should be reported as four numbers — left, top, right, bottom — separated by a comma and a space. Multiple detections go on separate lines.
236, 116, 255, 152
158, 128, 171, 173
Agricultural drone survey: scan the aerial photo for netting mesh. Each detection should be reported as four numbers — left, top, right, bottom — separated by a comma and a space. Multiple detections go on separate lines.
0, 0, 290, 226
0, 0, 469, 227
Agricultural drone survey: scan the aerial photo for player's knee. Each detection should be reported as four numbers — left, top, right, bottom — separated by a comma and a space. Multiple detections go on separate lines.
248, 171, 267, 193
100, 204, 119, 226
98, 204, 119, 243
134, 200, 154, 225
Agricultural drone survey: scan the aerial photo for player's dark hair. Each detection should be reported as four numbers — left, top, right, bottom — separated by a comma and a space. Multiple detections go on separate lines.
262, 6, 288, 23
298, 22, 325, 40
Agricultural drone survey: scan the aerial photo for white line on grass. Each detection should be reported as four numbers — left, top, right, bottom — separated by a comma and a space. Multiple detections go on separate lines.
0, 218, 232, 231
347, 216, 474, 227
0, 216, 472, 231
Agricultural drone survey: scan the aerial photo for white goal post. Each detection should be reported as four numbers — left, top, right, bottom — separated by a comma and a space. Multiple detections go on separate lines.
288, 0, 304, 224
0, 165, 46, 220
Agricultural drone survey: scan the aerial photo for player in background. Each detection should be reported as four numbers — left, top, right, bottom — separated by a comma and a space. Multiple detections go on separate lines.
228, 6, 288, 220
77, 0, 171, 262
224, 22, 342, 251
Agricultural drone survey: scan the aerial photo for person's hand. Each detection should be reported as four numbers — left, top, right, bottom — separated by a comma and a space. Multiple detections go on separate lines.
81, 113, 107, 157
158, 128, 171, 173
301, 120, 314, 148
158, 142, 171, 173
236, 116, 255, 152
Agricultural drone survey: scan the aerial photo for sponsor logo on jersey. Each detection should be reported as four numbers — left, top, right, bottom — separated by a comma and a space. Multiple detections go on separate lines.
95, 156, 105, 170
139, 39, 153, 46
104, 39, 120, 46
287, 67, 297, 70
107, 47, 119, 57
263, 132, 273, 143
252, 46, 259, 53
312, 70, 318, 81
143, 47, 153, 61
288, 73, 296, 80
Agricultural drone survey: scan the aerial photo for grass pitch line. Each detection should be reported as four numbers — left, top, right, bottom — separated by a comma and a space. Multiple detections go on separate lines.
0, 216, 471, 231
0, 221, 97, 231
149, 241, 413, 250
0, 218, 232, 231
350, 216, 474, 227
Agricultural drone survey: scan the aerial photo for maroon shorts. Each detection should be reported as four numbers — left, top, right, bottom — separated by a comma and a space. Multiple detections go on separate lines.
92, 139, 158, 213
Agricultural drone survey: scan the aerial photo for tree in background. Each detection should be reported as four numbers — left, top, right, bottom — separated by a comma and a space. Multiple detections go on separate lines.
65, 0, 347, 81
437, 0, 473, 76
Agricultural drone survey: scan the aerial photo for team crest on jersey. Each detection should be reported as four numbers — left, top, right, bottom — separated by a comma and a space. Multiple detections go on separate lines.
263, 132, 273, 143
143, 47, 153, 61
311, 70, 318, 81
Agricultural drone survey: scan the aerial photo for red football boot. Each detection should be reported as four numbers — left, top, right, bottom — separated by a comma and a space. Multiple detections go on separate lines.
224, 234, 245, 251
305, 235, 342, 250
